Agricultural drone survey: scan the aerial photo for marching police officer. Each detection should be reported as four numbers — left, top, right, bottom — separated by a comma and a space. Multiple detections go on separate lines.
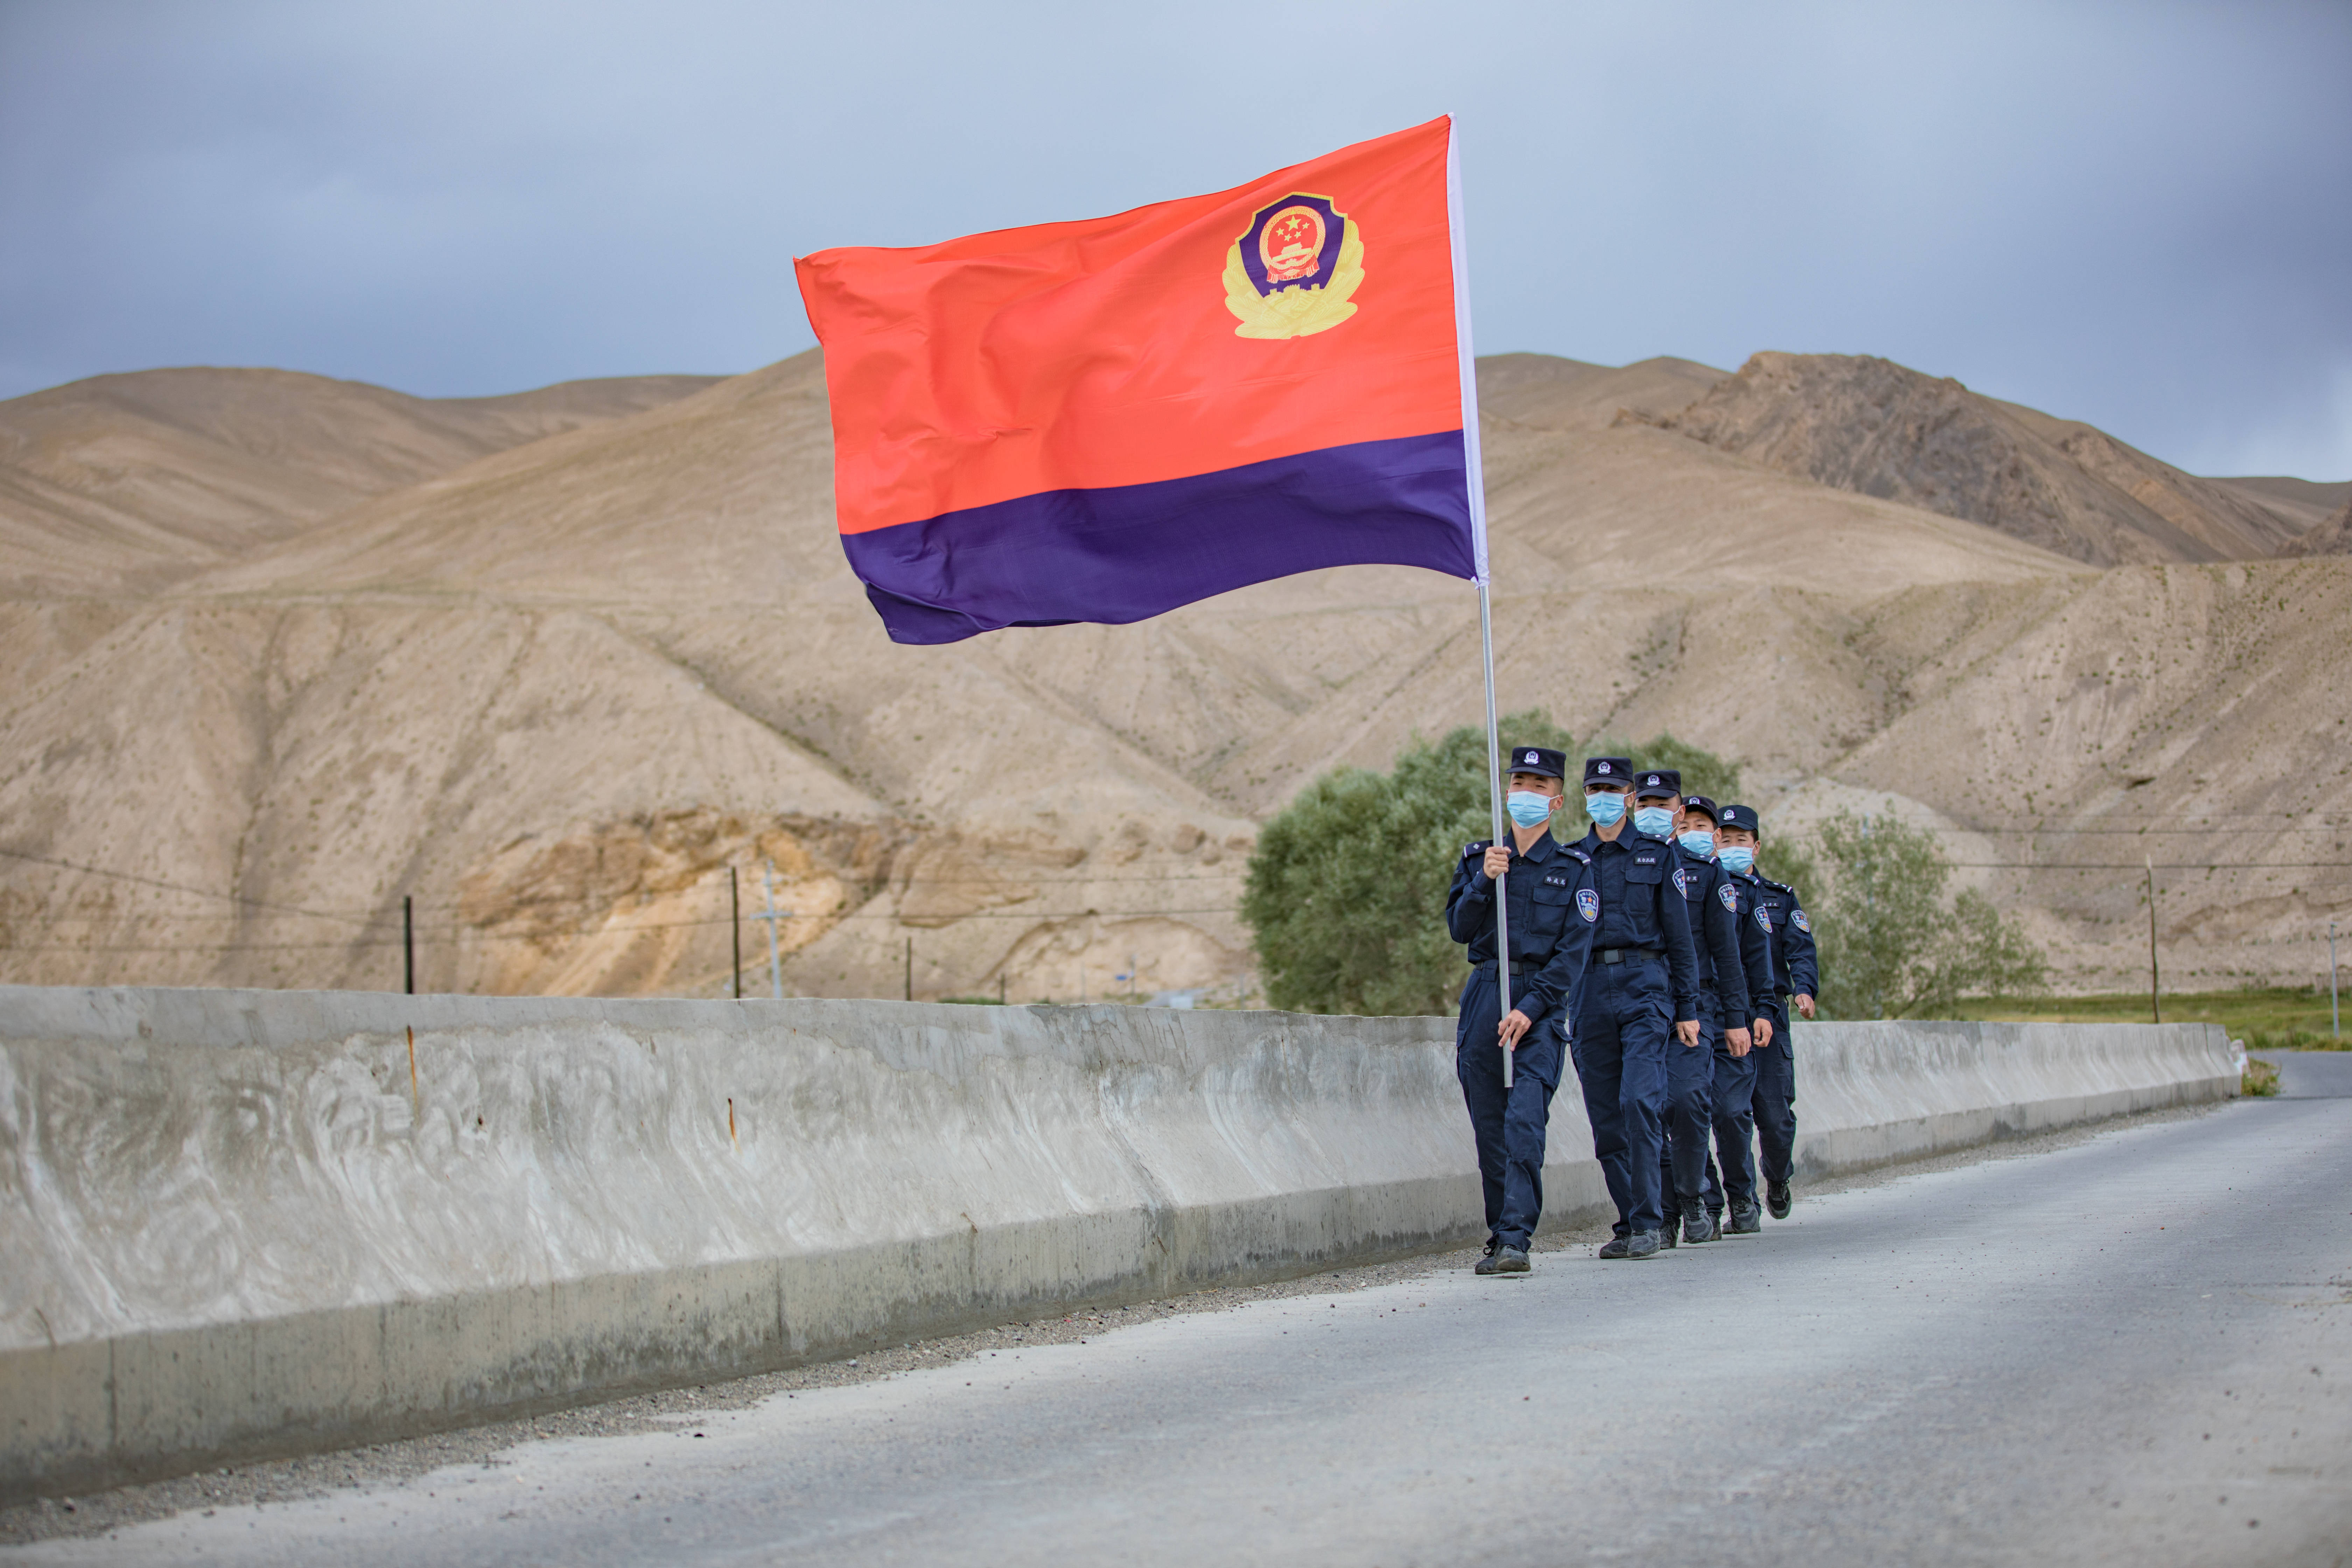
1650, 786, 1765, 1245
1632, 772, 1750, 1248
1718, 804, 1819, 1221
1444, 746, 1600, 1275
1700, 801, 1778, 1235
1568, 757, 1700, 1260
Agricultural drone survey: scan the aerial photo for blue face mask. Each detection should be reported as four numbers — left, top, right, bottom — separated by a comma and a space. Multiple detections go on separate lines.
1678, 829, 1715, 856
1718, 846, 1755, 875
1633, 805, 1675, 839
1505, 791, 1555, 828
1584, 790, 1627, 827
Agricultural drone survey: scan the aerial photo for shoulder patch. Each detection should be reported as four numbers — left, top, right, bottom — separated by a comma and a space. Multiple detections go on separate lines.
1792, 908, 1812, 934
1672, 867, 1691, 898
1755, 905, 1773, 933
1576, 888, 1599, 923
1717, 882, 1738, 912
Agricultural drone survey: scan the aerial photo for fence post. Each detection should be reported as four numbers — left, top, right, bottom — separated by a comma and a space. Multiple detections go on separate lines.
403, 895, 414, 996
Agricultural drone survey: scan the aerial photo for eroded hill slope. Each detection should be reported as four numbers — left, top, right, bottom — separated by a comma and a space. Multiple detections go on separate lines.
1, 350, 2342, 1003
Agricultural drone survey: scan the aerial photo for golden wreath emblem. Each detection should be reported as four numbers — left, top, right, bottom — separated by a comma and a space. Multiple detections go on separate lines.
1222, 192, 1364, 340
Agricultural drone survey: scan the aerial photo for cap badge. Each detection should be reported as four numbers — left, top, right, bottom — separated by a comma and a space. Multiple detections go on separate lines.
1597, 762, 1611, 774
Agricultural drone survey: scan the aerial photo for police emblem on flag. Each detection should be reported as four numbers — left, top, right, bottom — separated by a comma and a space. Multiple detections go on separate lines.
1224, 193, 1364, 340
1576, 888, 1599, 923
1717, 883, 1738, 912
1792, 908, 1811, 934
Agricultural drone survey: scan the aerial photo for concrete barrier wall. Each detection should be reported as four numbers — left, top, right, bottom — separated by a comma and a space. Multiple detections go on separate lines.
0, 986, 2233, 1500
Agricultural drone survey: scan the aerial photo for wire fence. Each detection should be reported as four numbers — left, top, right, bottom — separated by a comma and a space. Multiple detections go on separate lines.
4, 813, 2345, 966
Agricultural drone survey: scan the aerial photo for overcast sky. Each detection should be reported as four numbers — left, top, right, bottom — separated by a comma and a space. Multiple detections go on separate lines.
3, 1, 2346, 478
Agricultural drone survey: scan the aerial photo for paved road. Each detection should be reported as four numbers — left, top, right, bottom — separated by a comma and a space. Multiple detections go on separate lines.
14, 1083, 2352, 1568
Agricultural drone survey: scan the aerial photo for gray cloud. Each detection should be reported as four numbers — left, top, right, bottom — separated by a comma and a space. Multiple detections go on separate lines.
3, 0, 2346, 476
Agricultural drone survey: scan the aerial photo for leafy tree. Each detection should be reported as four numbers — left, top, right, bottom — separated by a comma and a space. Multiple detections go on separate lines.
1243, 716, 1741, 1015
1790, 806, 2049, 1018
1242, 710, 1572, 1015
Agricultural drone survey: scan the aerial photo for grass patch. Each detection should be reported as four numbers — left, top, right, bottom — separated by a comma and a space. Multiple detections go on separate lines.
2241, 1057, 2281, 1097
1944, 986, 2348, 1052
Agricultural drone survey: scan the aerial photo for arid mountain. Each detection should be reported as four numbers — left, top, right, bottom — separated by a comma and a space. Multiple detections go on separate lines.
0, 368, 721, 595
2280, 496, 2352, 557
2211, 475, 2352, 539
1650, 352, 2305, 566
1, 350, 2344, 1007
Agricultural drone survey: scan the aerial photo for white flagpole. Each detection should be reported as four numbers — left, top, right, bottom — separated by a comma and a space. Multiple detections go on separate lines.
1448, 120, 1510, 1090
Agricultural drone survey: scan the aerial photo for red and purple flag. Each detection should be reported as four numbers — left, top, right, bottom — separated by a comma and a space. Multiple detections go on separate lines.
794, 116, 1484, 645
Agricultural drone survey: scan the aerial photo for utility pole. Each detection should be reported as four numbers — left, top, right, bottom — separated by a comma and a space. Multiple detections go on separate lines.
904, 937, 913, 1002
2331, 920, 2340, 1039
754, 859, 786, 1000
729, 867, 742, 1000
2144, 856, 2160, 1025
403, 895, 415, 996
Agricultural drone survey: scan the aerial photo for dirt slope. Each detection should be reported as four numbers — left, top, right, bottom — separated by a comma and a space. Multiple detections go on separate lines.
1, 350, 2343, 1003
1653, 352, 2305, 566
0, 368, 720, 595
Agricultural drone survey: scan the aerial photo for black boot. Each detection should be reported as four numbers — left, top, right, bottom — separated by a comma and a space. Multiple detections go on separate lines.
1766, 1180, 1792, 1220
1682, 1201, 1719, 1244
1727, 1200, 1762, 1235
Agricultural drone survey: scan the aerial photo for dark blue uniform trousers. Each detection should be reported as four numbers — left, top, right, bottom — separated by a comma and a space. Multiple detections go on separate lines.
1751, 1002, 1797, 1186
1455, 968, 1564, 1250
1657, 1011, 1717, 1223
1570, 957, 1672, 1238
1707, 1044, 1759, 1214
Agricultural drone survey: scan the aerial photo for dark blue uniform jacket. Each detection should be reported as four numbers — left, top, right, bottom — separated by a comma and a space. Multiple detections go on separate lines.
1755, 876, 1819, 1001
1569, 827, 1700, 1024
1444, 830, 1600, 1028
1722, 868, 1777, 1024
1670, 843, 1751, 1032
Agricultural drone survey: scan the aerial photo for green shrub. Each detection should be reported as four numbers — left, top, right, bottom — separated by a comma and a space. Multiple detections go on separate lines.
1790, 806, 2049, 1019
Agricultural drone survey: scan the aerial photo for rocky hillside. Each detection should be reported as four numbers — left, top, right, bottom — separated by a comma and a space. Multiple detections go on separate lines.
1, 351, 2343, 1005
1650, 352, 2306, 566
2282, 496, 2352, 556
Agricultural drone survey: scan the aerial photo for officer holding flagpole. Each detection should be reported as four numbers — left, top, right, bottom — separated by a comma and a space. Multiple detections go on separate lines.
1445, 747, 1600, 1276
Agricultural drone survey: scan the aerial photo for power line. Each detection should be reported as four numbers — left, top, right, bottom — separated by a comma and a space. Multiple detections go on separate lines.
0, 905, 1247, 955
0, 847, 387, 924
1949, 862, 2352, 871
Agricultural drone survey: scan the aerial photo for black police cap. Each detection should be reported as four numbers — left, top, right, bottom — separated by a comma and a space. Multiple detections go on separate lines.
1505, 746, 1566, 780
1681, 793, 1720, 824
1583, 756, 1632, 788
1634, 768, 1680, 800
1717, 803, 1762, 835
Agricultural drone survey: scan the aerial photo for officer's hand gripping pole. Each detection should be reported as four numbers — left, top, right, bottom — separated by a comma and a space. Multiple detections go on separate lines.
1476, 579, 1512, 1090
